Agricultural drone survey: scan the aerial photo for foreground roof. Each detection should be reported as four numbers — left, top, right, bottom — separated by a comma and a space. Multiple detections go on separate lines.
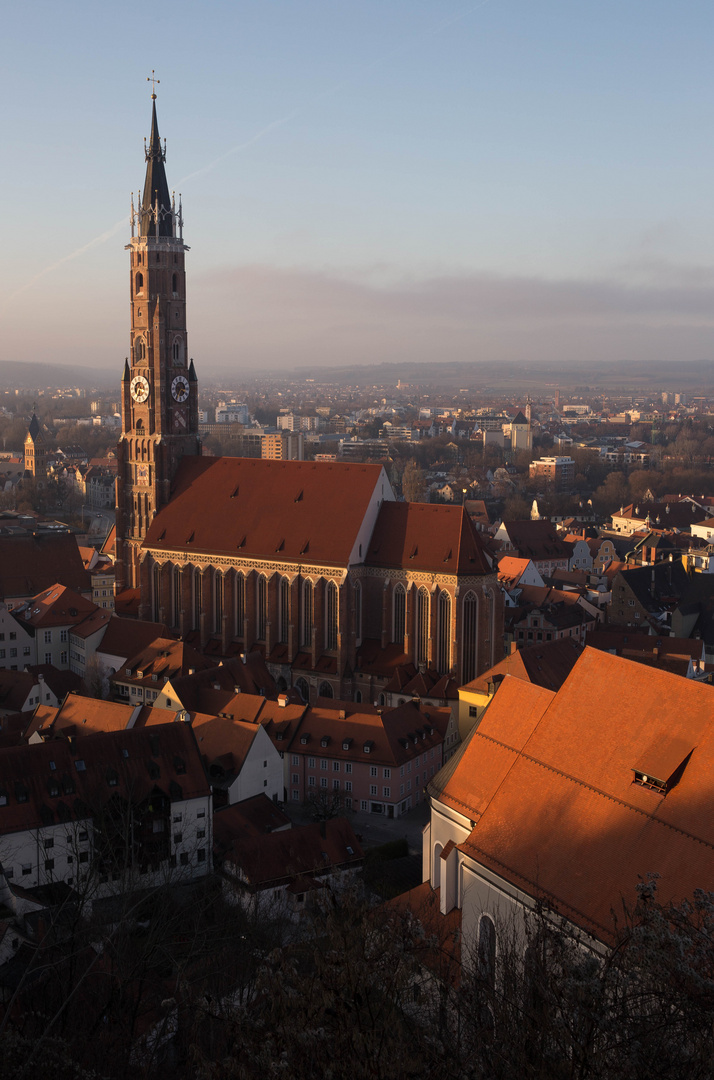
433, 647, 714, 944
0, 533, 90, 600
144, 456, 388, 567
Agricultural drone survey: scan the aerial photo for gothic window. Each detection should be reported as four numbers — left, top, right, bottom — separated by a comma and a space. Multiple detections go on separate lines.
172, 272, 179, 297
462, 591, 479, 685
135, 271, 143, 293
295, 677, 310, 703
279, 577, 290, 644
172, 566, 181, 628
393, 583, 406, 647
354, 580, 362, 645
257, 575, 267, 641
325, 581, 338, 651
415, 587, 429, 666
193, 568, 202, 631
301, 579, 313, 648
478, 915, 496, 988
151, 564, 161, 622
134, 338, 146, 362
436, 590, 451, 673
318, 681, 334, 699
234, 571, 245, 638
213, 571, 224, 634
172, 338, 184, 363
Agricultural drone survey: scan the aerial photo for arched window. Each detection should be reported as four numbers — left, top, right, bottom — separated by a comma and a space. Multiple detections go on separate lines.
279, 577, 290, 644
172, 566, 181, 628
433, 842, 443, 889
478, 915, 496, 988
416, 587, 429, 666
295, 677, 310, 703
256, 575, 267, 640
301, 580, 313, 648
318, 681, 334, 699
234, 571, 245, 638
354, 580, 362, 645
325, 581, 338, 650
193, 567, 202, 631
152, 564, 161, 621
354, 689, 362, 703
213, 571, 224, 634
462, 591, 479, 684
134, 338, 145, 362
436, 590, 451, 673
135, 271, 143, 293
393, 583, 406, 646
172, 272, 178, 296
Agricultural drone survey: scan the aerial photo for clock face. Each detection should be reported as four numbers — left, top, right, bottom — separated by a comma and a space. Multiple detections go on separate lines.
171, 375, 190, 403
130, 375, 150, 403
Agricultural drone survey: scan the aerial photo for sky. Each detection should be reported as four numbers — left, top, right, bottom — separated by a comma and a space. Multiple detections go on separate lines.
1, 0, 714, 376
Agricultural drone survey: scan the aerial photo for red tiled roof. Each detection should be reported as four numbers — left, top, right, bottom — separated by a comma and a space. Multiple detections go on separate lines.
439, 648, 714, 944
216, 815, 363, 887
143, 456, 387, 567
14, 584, 99, 630
116, 638, 214, 687
461, 637, 583, 695
0, 533, 90, 600
212, 794, 290, 839
367, 502, 492, 574
0, 722, 209, 836
290, 699, 451, 767
28, 693, 152, 738
97, 615, 172, 663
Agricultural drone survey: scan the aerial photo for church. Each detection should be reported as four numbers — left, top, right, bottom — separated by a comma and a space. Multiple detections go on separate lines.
115, 91, 503, 704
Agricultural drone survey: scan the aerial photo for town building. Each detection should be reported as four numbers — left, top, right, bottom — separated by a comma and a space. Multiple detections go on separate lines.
114, 95, 503, 701
528, 455, 575, 491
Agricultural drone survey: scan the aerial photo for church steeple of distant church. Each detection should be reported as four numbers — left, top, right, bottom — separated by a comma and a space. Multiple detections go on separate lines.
115, 77, 200, 594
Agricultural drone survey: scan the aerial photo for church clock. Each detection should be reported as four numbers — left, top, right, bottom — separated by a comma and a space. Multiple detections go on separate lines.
130, 375, 150, 403
171, 374, 190, 402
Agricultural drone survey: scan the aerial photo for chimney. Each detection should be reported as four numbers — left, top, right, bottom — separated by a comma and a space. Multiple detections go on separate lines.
510, 641, 518, 654
278, 694, 289, 708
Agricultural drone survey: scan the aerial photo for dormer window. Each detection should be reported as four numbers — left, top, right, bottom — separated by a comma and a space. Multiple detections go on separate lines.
300, 734, 310, 745
342, 738, 353, 751
321, 736, 330, 748
633, 737, 695, 796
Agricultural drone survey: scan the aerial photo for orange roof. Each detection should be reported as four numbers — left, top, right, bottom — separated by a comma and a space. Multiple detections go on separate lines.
14, 584, 99, 630
497, 555, 534, 586
117, 638, 214, 687
367, 502, 491, 575
437, 648, 714, 943
29, 693, 152, 738
98, 615, 172, 662
144, 456, 387, 567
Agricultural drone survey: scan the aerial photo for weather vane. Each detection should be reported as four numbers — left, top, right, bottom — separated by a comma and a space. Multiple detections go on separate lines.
147, 71, 160, 99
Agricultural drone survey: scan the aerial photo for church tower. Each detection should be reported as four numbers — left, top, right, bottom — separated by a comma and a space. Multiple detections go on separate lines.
115, 84, 200, 592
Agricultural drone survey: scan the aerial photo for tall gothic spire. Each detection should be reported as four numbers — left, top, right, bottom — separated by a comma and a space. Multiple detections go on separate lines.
140, 98, 173, 237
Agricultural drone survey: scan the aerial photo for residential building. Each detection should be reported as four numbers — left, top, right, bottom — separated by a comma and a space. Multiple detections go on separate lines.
528, 456, 575, 491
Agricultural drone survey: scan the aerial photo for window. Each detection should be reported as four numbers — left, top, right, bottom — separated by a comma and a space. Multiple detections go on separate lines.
292, 774, 299, 785
22, 864, 31, 876
333, 761, 340, 772
462, 591, 479, 684
279, 577, 290, 644
383, 787, 390, 798
44, 838, 54, 850
0, 650, 4, 658
345, 798, 352, 809
344, 763, 352, 774
256, 575, 267, 640
393, 583, 406, 646
10, 649, 17, 658
173, 814, 183, 823
44, 859, 54, 871
345, 781, 352, 792
325, 581, 338, 650
174, 833, 183, 844
333, 779, 339, 791
370, 785, 378, 796
234, 570, 245, 637
361, 800, 368, 811
60, 630, 68, 643
383, 768, 391, 779
370, 766, 378, 777
180, 852, 189, 866
308, 776, 315, 786
321, 759, 328, 770
197, 848, 206, 862
60, 652, 67, 665
44, 630, 52, 644
9, 633, 15, 641
197, 809, 206, 818
436, 590, 451, 672
79, 852, 88, 864
320, 777, 328, 788
197, 829, 205, 839
292, 755, 299, 766
308, 756, 316, 768
301, 579, 313, 648
44, 652, 52, 664
416, 587, 429, 666
478, 915, 496, 987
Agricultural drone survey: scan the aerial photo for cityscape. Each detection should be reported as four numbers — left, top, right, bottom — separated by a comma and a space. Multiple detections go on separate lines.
2, 3, 714, 1078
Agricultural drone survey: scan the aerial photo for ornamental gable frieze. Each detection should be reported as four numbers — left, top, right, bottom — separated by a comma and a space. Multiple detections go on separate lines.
143, 548, 346, 581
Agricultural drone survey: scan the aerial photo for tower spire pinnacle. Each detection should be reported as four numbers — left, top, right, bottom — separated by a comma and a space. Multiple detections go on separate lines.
139, 78, 172, 237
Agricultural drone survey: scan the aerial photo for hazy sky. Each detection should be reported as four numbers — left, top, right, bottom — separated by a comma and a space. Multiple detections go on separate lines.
1, 1, 713, 375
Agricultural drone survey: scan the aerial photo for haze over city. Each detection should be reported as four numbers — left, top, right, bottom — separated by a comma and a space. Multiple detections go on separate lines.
1, 0, 714, 374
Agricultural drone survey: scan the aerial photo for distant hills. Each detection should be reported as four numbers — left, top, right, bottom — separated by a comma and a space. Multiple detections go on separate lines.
0, 361, 116, 392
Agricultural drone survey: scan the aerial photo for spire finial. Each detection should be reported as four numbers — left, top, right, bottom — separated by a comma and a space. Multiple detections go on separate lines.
147, 70, 160, 99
